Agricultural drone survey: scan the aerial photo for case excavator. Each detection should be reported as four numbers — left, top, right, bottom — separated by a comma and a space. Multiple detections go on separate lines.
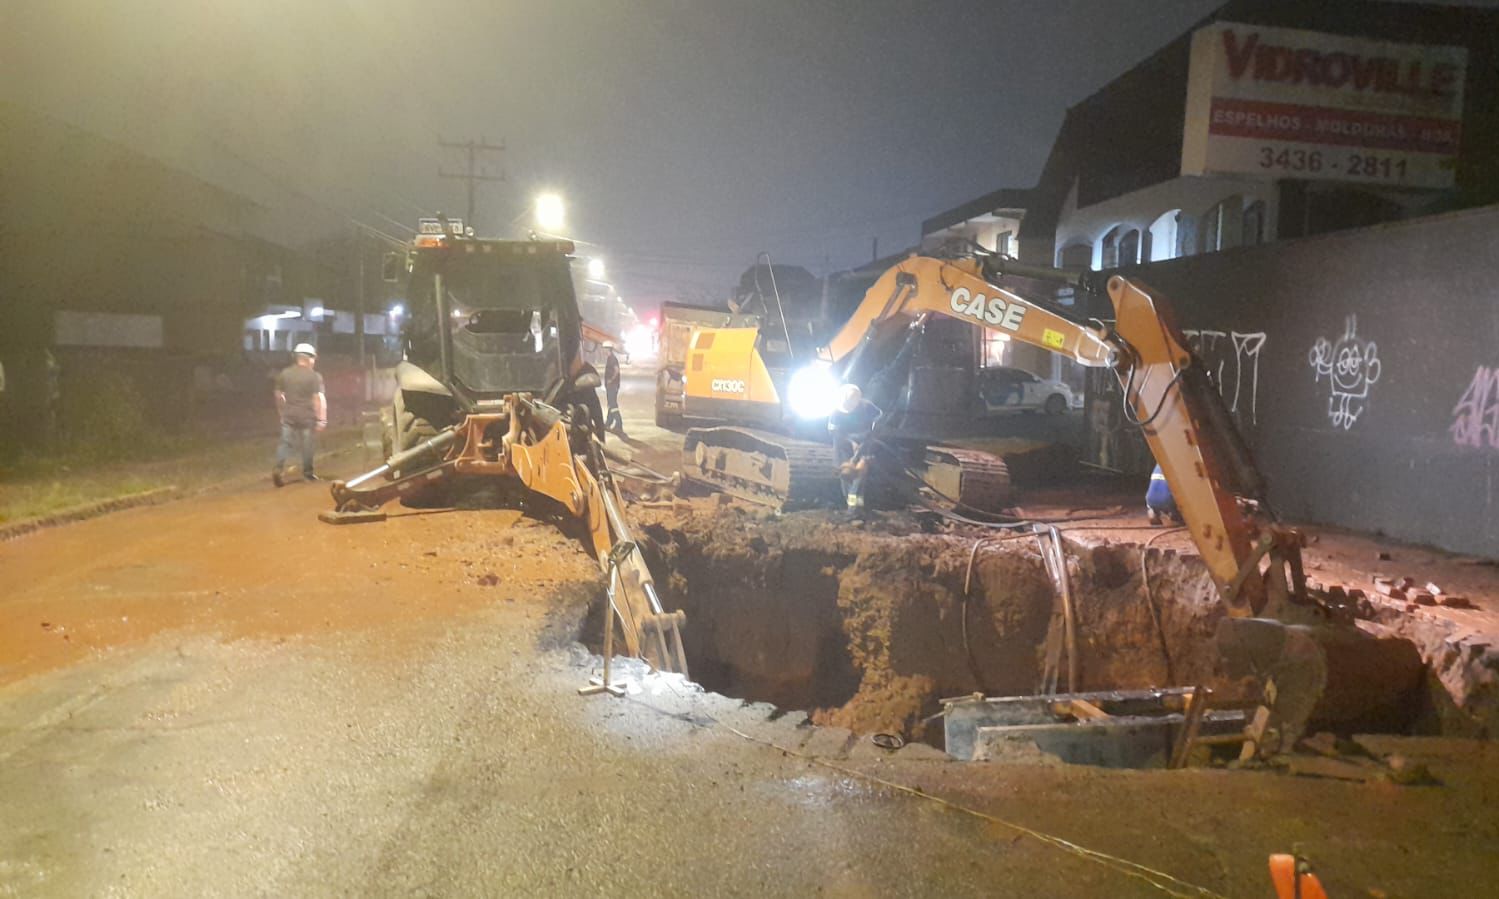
680, 263, 1012, 512
319, 217, 686, 677
688, 249, 1403, 752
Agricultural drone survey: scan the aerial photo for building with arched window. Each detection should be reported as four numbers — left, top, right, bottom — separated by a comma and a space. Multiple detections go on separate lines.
923, 0, 1499, 276
917, 0, 1497, 403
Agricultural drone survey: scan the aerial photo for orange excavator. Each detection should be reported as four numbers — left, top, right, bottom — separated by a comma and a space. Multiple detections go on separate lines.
684, 250, 1380, 749
688, 250, 1307, 620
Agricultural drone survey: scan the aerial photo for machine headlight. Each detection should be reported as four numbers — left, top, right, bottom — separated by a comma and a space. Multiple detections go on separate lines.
787, 362, 841, 420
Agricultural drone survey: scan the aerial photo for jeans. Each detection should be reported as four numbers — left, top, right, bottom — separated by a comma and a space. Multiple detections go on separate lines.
604, 388, 623, 433
276, 422, 316, 475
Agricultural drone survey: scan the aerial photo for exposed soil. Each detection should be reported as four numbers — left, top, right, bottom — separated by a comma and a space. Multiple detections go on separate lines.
638, 501, 1211, 740
634, 496, 1490, 744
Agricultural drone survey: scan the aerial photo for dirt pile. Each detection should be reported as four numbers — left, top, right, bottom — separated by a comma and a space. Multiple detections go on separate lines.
635, 501, 1246, 739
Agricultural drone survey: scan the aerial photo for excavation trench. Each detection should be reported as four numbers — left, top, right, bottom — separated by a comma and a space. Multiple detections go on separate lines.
630, 504, 1489, 752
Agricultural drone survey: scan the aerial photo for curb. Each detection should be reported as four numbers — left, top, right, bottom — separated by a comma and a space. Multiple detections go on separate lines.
0, 441, 370, 544
0, 486, 181, 543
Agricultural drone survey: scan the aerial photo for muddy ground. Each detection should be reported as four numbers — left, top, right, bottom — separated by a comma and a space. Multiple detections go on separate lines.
3, 365, 1499, 897
634, 498, 1485, 744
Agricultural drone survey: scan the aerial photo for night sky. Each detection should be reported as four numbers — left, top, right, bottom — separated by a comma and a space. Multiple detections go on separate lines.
6, 0, 1498, 311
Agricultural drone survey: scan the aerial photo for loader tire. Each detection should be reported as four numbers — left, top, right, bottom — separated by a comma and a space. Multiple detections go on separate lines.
394, 389, 439, 453
379, 406, 395, 461
392, 390, 446, 508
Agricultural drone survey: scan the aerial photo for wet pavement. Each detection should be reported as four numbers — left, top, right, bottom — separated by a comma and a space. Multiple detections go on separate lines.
0, 480, 1118, 897
3, 358, 1498, 897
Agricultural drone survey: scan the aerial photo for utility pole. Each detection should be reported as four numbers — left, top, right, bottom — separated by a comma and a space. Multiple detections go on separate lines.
354, 225, 366, 377
438, 136, 506, 233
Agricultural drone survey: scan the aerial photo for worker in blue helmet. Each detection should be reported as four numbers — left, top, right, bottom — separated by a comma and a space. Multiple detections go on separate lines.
1146, 464, 1181, 526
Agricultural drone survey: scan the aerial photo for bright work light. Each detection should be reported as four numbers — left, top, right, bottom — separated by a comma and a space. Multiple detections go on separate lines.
787, 362, 841, 420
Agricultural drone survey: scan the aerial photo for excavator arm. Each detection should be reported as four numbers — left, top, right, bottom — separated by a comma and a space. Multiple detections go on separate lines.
816, 255, 1305, 618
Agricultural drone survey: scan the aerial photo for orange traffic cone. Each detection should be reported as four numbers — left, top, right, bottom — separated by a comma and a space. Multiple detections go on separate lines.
1269, 854, 1329, 899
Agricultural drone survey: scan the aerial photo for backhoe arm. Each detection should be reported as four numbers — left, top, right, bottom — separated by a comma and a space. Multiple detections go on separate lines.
822, 255, 1294, 617
506, 395, 689, 674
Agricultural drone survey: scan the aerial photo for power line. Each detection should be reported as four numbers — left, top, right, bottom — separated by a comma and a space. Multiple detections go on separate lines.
438, 136, 506, 231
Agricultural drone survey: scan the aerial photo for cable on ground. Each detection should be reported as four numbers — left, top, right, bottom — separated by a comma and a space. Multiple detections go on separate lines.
624, 684, 1228, 899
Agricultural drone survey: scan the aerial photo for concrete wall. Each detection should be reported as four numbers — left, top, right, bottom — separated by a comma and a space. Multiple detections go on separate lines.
1112, 205, 1499, 557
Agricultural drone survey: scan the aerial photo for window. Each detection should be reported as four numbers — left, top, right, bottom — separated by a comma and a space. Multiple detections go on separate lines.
1175, 212, 1197, 257
982, 333, 1009, 368
1148, 210, 1180, 262
994, 231, 1013, 256
1242, 200, 1266, 246
1198, 204, 1223, 253
1117, 229, 1141, 267
1099, 226, 1122, 269
1198, 195, 1245, 253
1058, 242, 1091, 269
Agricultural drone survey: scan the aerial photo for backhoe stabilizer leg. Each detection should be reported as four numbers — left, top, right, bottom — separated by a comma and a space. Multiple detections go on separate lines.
320, 461, 458, 523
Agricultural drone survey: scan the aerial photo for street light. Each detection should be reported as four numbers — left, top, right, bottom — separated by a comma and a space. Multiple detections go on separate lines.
587, 257, 606, 280
535, 193, 566, 234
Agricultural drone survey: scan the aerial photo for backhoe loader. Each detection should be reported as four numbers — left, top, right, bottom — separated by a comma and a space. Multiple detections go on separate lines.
320, 217, 686, 676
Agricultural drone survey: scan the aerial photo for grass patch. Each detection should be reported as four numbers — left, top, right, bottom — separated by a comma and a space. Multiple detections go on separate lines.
0, 426, 365, 524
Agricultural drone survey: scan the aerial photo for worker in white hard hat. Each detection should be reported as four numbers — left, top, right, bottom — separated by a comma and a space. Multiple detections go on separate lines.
271, 343, 327, 487
602, 341, 625, 436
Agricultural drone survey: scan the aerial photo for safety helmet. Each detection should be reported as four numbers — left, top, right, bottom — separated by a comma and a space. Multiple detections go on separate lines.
602, 341, 616, 350
837, 383, 863, 415
293, 343, 318, 357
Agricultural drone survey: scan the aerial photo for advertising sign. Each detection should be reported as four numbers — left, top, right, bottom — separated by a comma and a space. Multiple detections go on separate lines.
1182, 23, 1466, 189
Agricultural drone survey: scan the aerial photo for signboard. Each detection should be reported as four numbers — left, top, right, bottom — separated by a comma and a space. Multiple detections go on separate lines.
416, 217, 464, 236
1182, 23, 1466, 189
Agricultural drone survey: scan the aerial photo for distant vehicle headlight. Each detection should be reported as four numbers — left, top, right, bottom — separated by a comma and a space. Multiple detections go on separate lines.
787, 362, 841, 420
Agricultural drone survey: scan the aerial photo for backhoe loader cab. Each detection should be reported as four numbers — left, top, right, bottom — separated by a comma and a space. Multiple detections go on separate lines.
388, 223, 590, 453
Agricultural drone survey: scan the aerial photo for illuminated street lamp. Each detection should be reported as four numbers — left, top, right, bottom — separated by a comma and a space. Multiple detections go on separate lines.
587, 257, 606, 280
535, 193, 566, 234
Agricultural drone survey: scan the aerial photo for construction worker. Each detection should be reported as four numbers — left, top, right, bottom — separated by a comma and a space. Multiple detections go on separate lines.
603, 342, 624, 435
1146, 464, 1181, 525
829, 383, 880, 518
272, 343, 326, 487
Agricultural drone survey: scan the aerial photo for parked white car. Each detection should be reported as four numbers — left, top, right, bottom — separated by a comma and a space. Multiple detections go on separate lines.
975, 366, 1077, 415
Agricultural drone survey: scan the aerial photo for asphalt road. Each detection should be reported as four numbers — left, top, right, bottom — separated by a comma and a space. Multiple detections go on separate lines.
2, 357, 1496, 898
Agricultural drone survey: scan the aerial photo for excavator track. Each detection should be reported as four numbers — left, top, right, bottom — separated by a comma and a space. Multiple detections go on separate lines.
917, 445, 1012, 513
682, 427, 842, 510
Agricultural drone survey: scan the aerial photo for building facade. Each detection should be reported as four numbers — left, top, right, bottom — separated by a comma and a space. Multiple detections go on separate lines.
920, 0, 1498, 404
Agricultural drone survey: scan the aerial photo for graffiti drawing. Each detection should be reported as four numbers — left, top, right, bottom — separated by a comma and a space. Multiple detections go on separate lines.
1183, 329, 1267, 423
1308, 315, 1381, 430
1451, 366, 1499, 449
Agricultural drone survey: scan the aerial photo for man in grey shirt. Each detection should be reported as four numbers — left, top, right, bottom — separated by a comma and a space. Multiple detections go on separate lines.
272, 343, 327, 486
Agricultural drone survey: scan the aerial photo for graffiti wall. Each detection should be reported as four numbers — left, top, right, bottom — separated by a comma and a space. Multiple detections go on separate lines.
1102, 204, 1499, 557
